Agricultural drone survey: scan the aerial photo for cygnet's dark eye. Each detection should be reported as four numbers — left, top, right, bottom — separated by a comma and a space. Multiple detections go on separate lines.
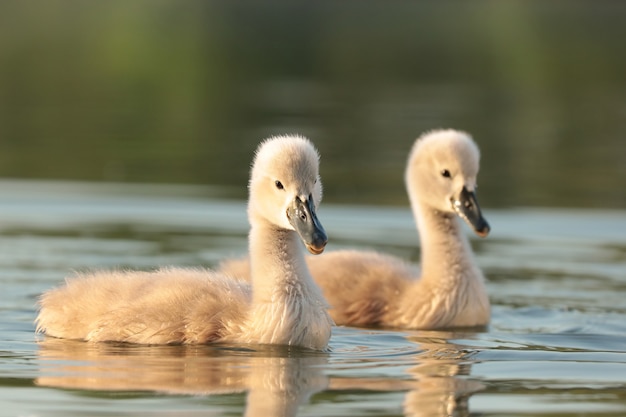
275, 180, 284, 190
441, 169, 451, 178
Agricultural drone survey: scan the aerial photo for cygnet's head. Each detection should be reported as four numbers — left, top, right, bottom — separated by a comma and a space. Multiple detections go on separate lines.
248, 135, 327, 254
406, 129, 490, 237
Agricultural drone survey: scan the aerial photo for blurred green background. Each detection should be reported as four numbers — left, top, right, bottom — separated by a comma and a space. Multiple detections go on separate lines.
1, 0, 625, 208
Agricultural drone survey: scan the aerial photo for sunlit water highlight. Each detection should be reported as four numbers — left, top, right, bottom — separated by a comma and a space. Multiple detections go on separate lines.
0, 180, 625, 417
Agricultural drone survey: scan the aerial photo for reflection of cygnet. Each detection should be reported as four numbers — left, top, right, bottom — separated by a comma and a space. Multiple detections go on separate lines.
36, 135, 333, 350
221, 129, 491, 329
403, 334, 485, 417
326, 333, 484, 417
245, 355, 329, 417
36, 339, 329, 417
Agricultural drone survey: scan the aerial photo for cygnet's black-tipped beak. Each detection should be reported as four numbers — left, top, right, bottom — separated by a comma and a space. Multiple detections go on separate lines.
287, 195, 328, 254
451, 187, 490, 237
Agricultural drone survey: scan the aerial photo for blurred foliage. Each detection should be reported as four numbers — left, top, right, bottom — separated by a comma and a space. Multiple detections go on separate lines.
0, 0, 625, 208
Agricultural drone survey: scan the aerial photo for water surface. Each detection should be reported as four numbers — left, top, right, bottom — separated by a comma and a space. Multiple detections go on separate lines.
2, 2, 625, 415
1, 181, 625, 416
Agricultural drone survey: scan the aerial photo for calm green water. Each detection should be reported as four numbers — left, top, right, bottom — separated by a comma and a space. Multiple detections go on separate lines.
0, 181, 625, 417
1, 1, 626, 208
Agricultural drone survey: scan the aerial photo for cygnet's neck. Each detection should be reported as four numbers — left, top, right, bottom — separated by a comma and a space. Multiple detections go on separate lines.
248, 222, 314, 304
395, 198, 490, 327
413, 203, 477, 283
246, 217, 332, 348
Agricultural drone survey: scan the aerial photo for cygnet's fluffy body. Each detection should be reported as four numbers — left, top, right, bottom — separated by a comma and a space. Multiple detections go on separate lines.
220, 129, 491, 329
36, 135, 333, 350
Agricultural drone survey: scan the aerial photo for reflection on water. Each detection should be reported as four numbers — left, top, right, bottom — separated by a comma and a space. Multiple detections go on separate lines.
328, 331, 485, 417
37, 339, 328, 417
403, 334, 483, 417
37, 330, 484, 417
